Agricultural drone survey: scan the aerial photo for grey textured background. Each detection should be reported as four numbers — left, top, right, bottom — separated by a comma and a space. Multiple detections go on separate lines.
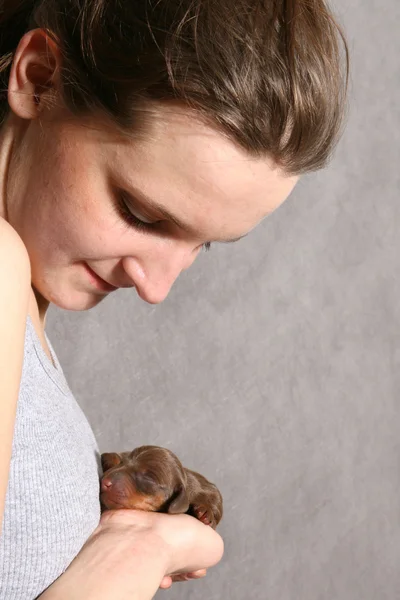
47, 1, 400, 598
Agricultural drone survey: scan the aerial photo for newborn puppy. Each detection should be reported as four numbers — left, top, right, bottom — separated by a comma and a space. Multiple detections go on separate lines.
100, 445, 223, 529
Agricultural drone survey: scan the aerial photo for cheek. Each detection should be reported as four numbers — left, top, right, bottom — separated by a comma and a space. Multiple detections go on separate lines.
24, 134, 111, 257
50, 165, 136, 259
11, 132, 139, 263
27, 178, 121, 262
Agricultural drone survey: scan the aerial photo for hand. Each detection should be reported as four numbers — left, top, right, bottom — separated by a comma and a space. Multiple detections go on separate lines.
99, 511, 218, 592
40, 508, 223, 600
100, 508, 223, 576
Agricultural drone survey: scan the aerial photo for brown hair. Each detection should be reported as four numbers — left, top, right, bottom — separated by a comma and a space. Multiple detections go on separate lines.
0, 0, 349, 175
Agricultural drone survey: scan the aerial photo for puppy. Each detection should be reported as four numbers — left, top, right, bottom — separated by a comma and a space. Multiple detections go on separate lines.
100, 445, 223, 529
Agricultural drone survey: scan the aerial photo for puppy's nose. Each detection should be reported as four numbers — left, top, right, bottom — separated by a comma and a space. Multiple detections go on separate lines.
101, 478, 113, 493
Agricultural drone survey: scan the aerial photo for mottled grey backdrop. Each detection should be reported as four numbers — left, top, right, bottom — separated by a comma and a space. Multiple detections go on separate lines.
47, 1, 400, 598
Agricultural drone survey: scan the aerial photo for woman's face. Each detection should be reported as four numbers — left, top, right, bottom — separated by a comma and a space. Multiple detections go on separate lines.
3, 105, 298, 310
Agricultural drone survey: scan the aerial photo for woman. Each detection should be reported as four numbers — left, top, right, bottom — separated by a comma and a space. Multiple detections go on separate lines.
0, 0, 349, 598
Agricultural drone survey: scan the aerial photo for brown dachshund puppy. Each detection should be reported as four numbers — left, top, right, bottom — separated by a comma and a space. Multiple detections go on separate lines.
100, 445, 223, 529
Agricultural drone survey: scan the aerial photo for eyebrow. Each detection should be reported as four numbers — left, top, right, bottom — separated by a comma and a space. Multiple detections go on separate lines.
127, 187, 249, 244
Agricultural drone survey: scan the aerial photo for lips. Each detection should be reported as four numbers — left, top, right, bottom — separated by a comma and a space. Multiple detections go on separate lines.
84, 264, 118, 293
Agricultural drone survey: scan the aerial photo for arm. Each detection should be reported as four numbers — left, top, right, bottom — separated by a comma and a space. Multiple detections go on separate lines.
39, 509, 224, 600
0, 218, 31, 528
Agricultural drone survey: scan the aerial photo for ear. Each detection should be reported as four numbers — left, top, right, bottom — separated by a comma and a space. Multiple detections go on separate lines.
101, 453, 122, 473
167, 485, 190, 515
8, 28, 61, 120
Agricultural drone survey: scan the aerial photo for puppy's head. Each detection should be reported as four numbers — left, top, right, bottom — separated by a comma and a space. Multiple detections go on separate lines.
100, 445, 190, 514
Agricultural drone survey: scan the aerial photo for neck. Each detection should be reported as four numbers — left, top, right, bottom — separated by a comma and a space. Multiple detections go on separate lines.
31, 287, 49, 327
1, 118, 49, 326
0, 119, 15, 220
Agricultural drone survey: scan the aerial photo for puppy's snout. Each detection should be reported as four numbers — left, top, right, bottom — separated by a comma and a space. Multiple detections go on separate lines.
101, 470, 131, 496
101, 477, 113, 493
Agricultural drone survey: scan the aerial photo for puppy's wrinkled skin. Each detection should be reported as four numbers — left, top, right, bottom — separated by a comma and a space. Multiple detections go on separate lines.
100, 446, 223, 529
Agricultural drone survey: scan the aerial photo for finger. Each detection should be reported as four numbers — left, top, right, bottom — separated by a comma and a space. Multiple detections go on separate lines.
170, 574, 192, 582
170, 569, 207, 582
159, 576, 173, 589
187, 569, 207, 578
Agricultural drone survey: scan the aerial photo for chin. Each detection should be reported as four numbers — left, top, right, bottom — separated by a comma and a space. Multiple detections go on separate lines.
34, 280, 109, 312
56, 295, 106, 312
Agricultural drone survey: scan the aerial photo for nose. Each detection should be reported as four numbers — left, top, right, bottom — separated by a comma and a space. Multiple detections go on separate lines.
122, 243, 202, 304
101, 478, 113, 493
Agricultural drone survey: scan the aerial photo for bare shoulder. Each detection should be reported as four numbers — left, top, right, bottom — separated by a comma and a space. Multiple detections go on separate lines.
0, 219, 31, 525
0, 218, 31, 283
0, 218, 31, 321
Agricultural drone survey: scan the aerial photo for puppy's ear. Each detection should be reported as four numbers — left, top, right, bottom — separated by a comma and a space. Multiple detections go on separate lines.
101, 453, 122, 473
167, 485, 190, 514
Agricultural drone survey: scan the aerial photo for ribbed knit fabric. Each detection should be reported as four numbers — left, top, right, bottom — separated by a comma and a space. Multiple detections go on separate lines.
0, 316, 101, 599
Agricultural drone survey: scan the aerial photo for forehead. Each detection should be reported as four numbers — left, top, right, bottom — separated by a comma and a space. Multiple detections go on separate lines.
103, 106, 298, 241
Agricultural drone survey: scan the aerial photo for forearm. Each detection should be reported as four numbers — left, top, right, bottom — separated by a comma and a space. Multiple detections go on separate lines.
38, 509, 223, 600
39, 528, 169, 600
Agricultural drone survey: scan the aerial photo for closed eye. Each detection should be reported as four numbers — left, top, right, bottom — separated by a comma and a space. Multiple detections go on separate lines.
116, 191, 160, 231
115, 191, 212, 251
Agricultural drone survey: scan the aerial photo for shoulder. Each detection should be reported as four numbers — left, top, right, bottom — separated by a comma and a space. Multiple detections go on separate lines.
0, 218, 31, 302
0, 217, 31, 277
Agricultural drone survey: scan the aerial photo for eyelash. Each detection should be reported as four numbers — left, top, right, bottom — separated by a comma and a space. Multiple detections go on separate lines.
116, 193, 212, 252
116, 194, 154, 232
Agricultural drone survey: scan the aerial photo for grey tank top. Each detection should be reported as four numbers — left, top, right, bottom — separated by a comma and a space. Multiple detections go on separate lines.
0, 316, 101, 599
